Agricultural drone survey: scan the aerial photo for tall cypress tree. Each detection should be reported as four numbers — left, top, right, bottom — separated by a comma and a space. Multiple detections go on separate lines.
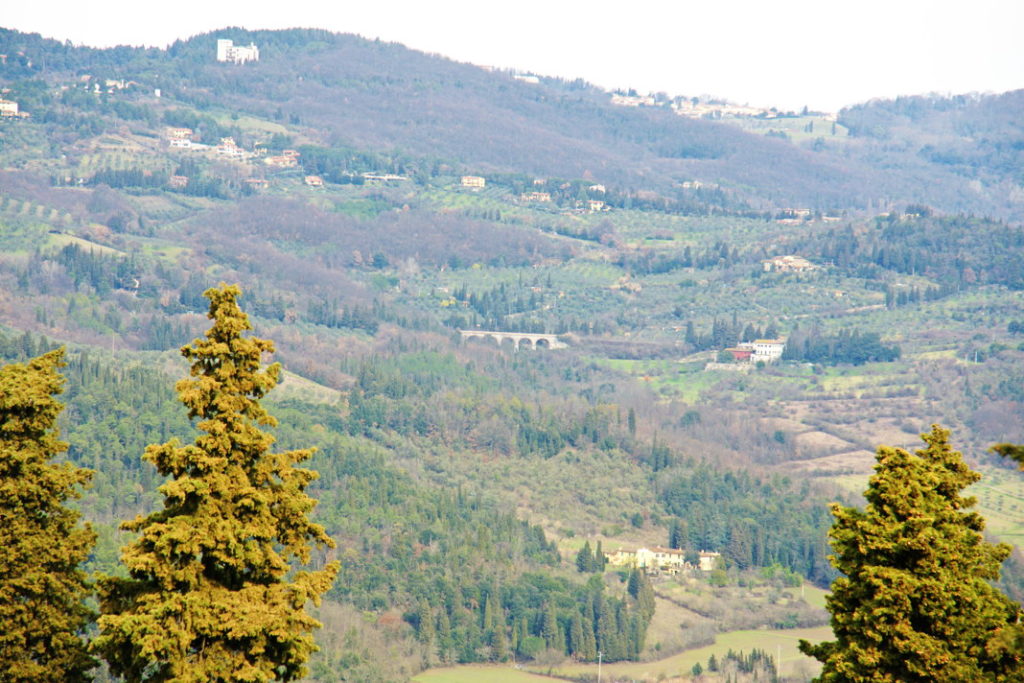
576, 540, 594, 572
95, 284, 339, 682
0, 349, 96, 681
800, 426, 1022, 681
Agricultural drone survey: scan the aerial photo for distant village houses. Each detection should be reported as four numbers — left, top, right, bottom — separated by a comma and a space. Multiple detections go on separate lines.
304, 175, 324, 187
461, 175, 486, 189
674, 100, 772, 119
216, 39, 260, 64
611, 93, 656, 107
521, 191, 551, 203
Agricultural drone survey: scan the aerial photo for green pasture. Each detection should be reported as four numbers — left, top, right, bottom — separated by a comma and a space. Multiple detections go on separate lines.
212, 113, 290, 135
728, 114, 849, 143
545, 625, 830, 681
595, 358, 729, 403
414, 665, 562, 682
46, 232, 125, 256
0, 218, 51, 254
272, 370, 344, 405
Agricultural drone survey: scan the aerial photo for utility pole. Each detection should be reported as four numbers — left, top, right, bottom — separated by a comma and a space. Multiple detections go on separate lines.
597, 650, 602, 683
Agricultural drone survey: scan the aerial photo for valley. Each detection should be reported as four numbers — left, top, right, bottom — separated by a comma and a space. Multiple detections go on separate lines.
1, 25, 1023, 682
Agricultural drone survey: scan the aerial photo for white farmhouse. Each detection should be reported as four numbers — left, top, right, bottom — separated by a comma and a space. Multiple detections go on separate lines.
737, 339, 786, 363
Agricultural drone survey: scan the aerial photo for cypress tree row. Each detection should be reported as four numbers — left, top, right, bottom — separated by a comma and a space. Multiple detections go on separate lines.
94, 284, 339, 682
0, 349, 97, 681
800, 426, 1023, 681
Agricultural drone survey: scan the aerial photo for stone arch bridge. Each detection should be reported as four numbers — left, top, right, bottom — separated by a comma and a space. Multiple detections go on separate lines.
459, 330, 568, 350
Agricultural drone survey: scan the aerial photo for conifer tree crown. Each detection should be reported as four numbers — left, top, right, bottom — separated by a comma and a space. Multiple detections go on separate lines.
800, 425, 1022, 682
95, 284, 339, 683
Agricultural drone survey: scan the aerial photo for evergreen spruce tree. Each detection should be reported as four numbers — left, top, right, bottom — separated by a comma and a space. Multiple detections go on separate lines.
0, 349, 97, 681
800, 425, 1022, 681
94, 284, 340, 682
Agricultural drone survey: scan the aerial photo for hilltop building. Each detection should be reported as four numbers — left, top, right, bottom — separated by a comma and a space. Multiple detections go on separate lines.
216, 39, 259, 64
461, 175, 486, 189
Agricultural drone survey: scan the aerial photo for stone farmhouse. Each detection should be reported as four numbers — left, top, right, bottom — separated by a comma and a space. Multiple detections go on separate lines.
605, 546, 721, 573
762, 255, 815, 273
0, 99, 29, 118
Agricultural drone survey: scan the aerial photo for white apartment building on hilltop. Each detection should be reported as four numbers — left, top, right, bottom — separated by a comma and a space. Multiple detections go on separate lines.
217, 39, 259, 64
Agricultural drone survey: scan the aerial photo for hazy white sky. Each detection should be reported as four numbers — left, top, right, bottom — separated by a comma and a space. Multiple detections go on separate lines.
6, 0, 1023, 111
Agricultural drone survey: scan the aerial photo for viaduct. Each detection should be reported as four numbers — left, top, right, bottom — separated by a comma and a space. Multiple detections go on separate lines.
459, 330, 568, 350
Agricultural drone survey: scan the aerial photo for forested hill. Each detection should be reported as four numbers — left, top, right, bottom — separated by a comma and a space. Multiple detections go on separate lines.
1, 26, 1021, 218
838, 91, 1024, 218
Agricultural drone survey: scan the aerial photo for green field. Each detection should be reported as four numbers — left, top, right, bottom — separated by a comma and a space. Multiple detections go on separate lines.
413, 665, 564, 682
542, 625, 830, 681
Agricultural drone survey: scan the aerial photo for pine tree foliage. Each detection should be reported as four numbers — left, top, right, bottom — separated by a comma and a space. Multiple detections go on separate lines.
94, 284, 339, 682
0, 348, 97, 682
800, 425, 1022, 682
